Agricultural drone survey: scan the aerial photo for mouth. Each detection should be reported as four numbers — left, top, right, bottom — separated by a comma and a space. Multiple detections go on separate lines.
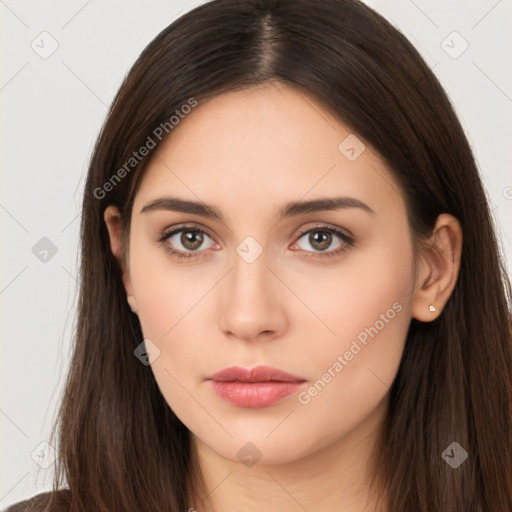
206, 365, 307, 408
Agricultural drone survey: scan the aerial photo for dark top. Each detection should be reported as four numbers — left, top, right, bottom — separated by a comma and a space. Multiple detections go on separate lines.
3, 490, 71, 512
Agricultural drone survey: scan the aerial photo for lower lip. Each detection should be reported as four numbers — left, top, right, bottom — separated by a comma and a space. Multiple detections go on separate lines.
209, 380, 305, 408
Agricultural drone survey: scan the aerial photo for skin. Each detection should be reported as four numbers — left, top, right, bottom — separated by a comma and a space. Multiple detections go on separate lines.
104, 81, 462, 512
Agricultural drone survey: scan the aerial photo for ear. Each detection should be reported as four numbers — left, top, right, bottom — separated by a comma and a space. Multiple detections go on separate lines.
411, 213, 463, 322
103, 205, 138, 315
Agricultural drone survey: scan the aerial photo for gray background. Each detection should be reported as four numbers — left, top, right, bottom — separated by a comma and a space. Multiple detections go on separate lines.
1, 0, 511, 508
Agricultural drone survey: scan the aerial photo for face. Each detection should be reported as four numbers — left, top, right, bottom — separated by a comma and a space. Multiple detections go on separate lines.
112, 82, 420, 466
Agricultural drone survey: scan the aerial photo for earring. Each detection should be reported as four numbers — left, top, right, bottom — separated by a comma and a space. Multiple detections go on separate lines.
429, 305, 436, 312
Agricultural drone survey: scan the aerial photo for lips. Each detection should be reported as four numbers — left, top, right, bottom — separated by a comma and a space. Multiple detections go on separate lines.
206, 365, 306, 383
206, 365, 307, 408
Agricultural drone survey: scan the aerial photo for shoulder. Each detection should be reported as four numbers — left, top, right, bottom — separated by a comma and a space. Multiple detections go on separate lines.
3, 489, 71, 512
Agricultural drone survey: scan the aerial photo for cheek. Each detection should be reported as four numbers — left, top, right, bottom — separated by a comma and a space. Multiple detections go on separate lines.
291, 234, 414, 401
128, 245, 211, 418
290, 230, 413, 341
128, 241, 223, 409
129, 235, 217, 340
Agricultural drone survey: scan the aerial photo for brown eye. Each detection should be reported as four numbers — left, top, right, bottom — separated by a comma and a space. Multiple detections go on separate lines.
295, 227, 349, 254
159, 227, 216, 257
307, 230, 332, 251
180, 230, 204, 251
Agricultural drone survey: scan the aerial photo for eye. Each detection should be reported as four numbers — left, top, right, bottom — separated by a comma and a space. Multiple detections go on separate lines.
292, 225, 354, 259
158, 226, 216, 260
157, 223, 354, 261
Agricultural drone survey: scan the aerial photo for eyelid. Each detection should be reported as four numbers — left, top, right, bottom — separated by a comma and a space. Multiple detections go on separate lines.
159, 222, 216, 241
294, 222, 354, 240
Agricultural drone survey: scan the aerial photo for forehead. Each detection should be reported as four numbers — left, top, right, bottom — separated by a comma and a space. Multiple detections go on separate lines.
134, 83, 405, 221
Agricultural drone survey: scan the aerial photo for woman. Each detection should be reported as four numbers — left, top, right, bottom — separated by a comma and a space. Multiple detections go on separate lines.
6, 0, 511, 511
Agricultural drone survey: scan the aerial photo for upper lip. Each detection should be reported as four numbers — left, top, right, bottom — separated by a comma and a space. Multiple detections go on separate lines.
206, 365, 306, 383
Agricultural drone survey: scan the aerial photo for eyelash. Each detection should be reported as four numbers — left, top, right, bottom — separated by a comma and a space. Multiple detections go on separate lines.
157, 224, 355, 261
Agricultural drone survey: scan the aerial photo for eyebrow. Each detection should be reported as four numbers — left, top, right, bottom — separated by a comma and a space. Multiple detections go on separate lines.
139, 195, 375, 220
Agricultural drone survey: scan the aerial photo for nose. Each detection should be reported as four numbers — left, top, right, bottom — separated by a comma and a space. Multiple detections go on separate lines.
217, 247, 288, 342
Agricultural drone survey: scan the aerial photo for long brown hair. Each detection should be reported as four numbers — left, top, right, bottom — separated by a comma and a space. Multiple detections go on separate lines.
15, 0, 512, 510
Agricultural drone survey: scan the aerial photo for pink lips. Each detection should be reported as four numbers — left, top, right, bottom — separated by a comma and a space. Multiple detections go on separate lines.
206, 365, 307, 408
